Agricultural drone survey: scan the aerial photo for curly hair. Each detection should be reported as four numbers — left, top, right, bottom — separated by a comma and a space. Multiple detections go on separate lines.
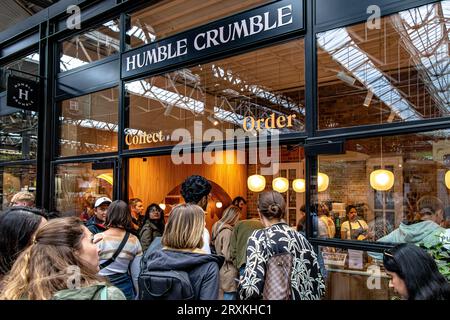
180, 175, 212, 204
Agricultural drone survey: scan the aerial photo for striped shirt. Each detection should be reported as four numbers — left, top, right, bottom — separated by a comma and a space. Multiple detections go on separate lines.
97, 232, 143, 292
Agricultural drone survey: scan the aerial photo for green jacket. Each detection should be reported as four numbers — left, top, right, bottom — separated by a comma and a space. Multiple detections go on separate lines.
370, 220, 445, 260
230, 219, 264, 270
139, 220, 163, 252
52, 283, 126, 300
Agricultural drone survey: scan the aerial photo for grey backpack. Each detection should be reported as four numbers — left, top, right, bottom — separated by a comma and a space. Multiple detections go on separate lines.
138, 269, 195, 300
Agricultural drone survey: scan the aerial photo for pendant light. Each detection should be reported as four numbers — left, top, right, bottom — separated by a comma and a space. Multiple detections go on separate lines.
215, 201, 223, 208
293, 178, 306, 192
247, 157, 266, 192
159, 203, 166, 210
317, 172, 329, 192
248, 174, 266, 192
370, 137, 394, 191
445, 171, 450, 189
272, 177, 289, 193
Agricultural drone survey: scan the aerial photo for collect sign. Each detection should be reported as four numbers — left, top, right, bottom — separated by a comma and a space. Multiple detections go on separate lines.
7, 75, 39, 111
121, 0, 304, 79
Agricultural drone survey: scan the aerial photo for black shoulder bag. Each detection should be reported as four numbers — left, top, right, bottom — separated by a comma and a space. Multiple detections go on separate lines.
99, 231, 130, 269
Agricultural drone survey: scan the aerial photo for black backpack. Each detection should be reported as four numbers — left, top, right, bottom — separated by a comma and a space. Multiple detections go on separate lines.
138, 269, 195, 300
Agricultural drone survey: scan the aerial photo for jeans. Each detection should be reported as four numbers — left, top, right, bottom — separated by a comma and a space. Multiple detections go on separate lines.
223, 292, 237, 300
107, 272, 135, 300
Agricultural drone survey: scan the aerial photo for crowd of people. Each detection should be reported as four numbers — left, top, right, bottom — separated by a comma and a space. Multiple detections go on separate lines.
0, 183, 449, 300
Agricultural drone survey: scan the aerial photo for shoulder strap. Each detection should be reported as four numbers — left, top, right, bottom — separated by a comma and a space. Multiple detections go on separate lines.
99, 231, 130, 269
100, 286, 108, 300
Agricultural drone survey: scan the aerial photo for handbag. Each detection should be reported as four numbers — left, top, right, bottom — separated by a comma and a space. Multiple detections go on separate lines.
262, 229, 293, 300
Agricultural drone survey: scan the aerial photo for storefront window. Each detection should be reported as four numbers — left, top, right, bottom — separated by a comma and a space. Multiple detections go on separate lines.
59, 19, 120, 72
321, 247, 393, 300
125, 39, 305, 150
58, 87, 119, 157
54, 162, 113, 218
0, 53, 39, 161
0, 165, 36, 210
127, 145, 305, 233
316, 129, 450, 246
126, 0, 271, 49
0, 53, 39, 92
317, 1, 450, 130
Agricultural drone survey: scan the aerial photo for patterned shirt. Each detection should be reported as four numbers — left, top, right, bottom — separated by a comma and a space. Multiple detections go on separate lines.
239, 222, 325, 300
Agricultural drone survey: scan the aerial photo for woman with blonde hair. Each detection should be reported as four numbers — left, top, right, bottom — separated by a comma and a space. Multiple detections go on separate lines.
0, 217, 125, 300
211, 205, 241, 300
139, 203, 224, 300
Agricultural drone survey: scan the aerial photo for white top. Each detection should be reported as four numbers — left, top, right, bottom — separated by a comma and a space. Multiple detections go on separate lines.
202, 228, 211, 254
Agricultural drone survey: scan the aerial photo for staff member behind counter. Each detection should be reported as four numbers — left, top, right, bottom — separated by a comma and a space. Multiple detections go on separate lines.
340, 205, 371, 240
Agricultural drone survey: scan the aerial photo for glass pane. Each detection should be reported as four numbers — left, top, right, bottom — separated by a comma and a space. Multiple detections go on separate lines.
317, 1, 450, 129
317, 129, 449, 249
55, 162, 113, 219
127, 0, 270, 49
60, 19, 120, 72
125, 39, 305, 150
1, 53, 39, 161
58, 87, 119, 157
321, 247, 394, 300
0, 53, 39, 92
0, 165, 36, 210
127, 145, 304, 232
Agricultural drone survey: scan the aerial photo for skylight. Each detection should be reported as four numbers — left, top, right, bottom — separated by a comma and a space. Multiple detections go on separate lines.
392, 1, 450, 112
317, 28, 422, 121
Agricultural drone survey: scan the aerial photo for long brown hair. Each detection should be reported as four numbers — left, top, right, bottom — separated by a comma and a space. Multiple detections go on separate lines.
0, 217, 104, 300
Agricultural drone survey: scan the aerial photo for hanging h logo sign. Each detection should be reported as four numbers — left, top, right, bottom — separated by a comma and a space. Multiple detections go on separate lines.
7, 75, 39, 111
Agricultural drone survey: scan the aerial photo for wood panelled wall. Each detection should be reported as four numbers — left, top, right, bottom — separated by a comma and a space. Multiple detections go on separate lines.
128, 151, 248, 232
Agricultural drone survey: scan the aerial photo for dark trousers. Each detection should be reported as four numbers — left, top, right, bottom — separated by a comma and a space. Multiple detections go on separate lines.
107, 273, 135, 300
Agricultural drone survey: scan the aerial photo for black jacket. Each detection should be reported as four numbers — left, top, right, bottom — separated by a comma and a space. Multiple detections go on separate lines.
142, 249, 224, 300
85, 216, 107, 235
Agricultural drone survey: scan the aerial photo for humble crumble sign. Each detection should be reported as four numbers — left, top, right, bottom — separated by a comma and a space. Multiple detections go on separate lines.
7, 75, 39, 111
121, 0, 304, 79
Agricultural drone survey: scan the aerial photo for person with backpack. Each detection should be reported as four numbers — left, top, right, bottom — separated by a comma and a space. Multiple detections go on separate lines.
239, 191, 325, 300
0, 217, 125, 300
180, 175, 213, 254
211, 205, 241, 300
139, 203, 165, 252
139, 203, 224, 300
96, 200, 143, 300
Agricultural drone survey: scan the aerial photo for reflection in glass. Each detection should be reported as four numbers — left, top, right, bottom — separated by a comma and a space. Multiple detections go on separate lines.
318, 129, 450, 243
0, 53, 39, 161
126, 0, 270, 49
58, 87, 119, 157
125, 39, 305, 149
55, 162, 113, 219
317, 1, 450, 129
60, 19, 120, 72
0, 165, 36, 210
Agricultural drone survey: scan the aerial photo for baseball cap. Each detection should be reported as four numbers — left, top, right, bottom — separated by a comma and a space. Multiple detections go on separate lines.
94, 196, 112, 208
